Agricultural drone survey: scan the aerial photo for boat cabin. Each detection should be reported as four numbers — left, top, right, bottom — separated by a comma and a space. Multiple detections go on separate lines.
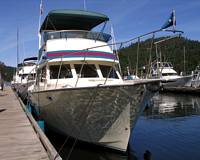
151, 62, 178, 77
15, 57, 37, 83
36, 9, 122, 89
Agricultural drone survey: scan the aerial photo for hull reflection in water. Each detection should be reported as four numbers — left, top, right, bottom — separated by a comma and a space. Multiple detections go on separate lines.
144, 93, 200, 118
130, 93, 200, 160
46, 128, 137, 160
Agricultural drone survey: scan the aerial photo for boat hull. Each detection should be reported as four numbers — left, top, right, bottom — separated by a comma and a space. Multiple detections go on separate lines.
162, 75, 192, 88
13, 81, 35, 100
29, 82, 158, 152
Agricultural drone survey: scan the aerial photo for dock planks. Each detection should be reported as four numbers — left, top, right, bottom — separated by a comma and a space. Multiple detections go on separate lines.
0, 87, 49, 160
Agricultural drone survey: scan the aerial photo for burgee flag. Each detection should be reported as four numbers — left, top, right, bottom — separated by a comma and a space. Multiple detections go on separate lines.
161, 10, 176, 30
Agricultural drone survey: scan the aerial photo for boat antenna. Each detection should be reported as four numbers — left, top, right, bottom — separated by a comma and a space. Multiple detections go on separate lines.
38, 0, 44, 49
83, 0, 87, 10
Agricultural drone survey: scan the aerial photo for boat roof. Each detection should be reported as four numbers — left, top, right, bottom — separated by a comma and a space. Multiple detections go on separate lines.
40, 9, 109, 32
23, 57, 37, 62
17, 63, 23, 68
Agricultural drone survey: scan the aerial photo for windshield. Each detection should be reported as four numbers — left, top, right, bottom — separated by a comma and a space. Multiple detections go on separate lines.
43, 30, 111, 43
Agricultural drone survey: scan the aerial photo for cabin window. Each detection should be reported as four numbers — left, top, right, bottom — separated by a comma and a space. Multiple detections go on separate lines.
21, 74, 35, 80
74, 64, 98, 78
41, 67, 46, 82
44, 31, 111, 43
50, 64, 72, 79
99, 65, 119, 79
162, 73, 177, 76
27, 74, 36, 80
21, 74, 28, 80
35, 66, 46, 84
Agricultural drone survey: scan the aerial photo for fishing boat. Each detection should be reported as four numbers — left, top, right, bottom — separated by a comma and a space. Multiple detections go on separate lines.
150, 61, 192, 89
12, 57, 37, 99
29, 9, 159, 152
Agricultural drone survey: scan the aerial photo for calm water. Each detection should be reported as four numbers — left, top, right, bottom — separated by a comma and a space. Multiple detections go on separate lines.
46, 93, 200, 160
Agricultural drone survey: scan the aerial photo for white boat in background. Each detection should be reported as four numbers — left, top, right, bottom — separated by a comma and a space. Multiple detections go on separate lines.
28, 9, 159, 152
190, 65, 200, 88
150, 61, 192, 88
149, 93, 200, 116
12, 57, 37, 99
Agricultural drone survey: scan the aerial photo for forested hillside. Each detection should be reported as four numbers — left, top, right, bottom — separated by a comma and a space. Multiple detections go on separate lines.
0, 62, 15, 82
119, 36, 200, 75
0, 36, 200, 81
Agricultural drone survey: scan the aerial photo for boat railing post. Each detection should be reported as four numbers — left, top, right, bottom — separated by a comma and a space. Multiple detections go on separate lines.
55, 56, 63, 89
104, 49, 118, 85
75, 52, 87, 87
135, 37, 140, 77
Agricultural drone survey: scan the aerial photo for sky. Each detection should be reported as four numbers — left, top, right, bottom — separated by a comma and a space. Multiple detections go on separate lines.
0, 0, 199, 67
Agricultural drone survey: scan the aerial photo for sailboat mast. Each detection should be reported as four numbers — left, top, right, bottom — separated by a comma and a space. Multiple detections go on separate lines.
183, 46, 186, 73
84, 0, 87, 10
17, 29, 19, 66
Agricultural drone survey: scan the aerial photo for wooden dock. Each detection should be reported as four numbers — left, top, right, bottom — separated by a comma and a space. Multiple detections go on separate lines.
0, 86, 61, 160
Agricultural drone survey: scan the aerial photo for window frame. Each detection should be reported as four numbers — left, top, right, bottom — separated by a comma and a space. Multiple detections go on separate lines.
49, 64, 73, 79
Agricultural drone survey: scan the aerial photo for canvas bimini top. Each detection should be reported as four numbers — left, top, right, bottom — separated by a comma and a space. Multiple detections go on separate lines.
23, 57, 37, 62
40, 9, 109, 32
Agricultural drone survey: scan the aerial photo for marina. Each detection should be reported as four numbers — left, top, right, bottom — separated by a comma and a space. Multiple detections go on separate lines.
0, 1, 200, 160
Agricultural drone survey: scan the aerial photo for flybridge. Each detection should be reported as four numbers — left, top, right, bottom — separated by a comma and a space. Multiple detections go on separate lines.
40, 9, 109, 32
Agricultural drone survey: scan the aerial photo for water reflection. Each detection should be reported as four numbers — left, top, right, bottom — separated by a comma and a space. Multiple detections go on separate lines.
144, 93, 200, 118
46, 128, 136, 160
130, 93, 200, 160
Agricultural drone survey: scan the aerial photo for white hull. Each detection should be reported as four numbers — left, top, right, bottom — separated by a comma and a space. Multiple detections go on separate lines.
19, 81, 36, 99
191, 80, 200, 88
13, 81, 35, 100
30, 82, 158, 152
162, 75, 192, 88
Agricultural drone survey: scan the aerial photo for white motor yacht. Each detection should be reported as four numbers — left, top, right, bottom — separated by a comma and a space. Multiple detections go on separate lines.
150, 61, 192, 88
12, 57, 37, 99
29, 9, 159, 152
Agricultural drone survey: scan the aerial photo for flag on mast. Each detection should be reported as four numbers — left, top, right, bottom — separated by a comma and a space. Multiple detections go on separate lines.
38, 0, 44, 49
161, 10, 176, 30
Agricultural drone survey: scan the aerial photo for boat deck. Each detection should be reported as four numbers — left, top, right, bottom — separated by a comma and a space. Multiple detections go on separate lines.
0, 86, 50, 160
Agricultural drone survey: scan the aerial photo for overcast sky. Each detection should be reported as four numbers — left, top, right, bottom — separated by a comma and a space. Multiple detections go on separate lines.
0, 0, 199, 67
